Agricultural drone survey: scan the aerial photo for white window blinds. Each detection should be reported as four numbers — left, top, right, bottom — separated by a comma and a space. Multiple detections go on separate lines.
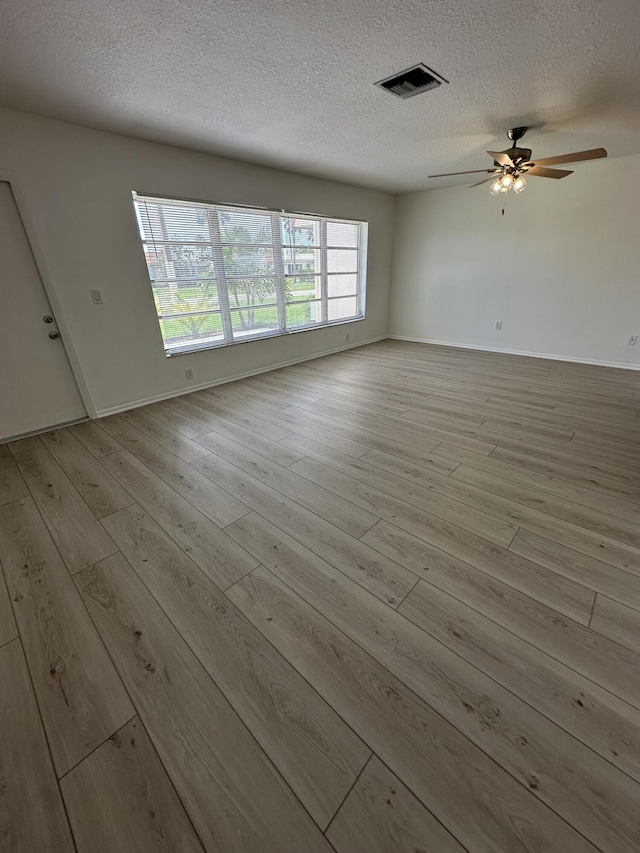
132, 193, 368, 356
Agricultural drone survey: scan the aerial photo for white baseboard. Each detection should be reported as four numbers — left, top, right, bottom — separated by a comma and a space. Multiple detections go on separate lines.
95, 335, 388, 417
1, 416, 89, 445
388, 335, 640, 372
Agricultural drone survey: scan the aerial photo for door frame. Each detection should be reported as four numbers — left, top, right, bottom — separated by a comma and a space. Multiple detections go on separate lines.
0, 169, 95, 419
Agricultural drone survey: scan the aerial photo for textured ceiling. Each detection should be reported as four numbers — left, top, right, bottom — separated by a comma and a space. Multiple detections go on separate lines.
1, 0, 640, 192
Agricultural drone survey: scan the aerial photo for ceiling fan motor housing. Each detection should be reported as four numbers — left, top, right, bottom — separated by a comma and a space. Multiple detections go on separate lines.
497, 147, 533, 168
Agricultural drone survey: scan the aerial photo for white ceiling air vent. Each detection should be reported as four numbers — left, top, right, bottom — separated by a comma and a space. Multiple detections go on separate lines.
375, 64, 448, 100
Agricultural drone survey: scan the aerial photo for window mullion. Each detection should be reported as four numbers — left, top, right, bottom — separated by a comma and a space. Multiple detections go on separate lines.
207, 208, 234, 343
320, 220, 328, 324
271, 214, 287, 332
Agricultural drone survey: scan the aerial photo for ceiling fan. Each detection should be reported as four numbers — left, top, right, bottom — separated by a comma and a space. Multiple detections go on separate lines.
429, 127, 607, 195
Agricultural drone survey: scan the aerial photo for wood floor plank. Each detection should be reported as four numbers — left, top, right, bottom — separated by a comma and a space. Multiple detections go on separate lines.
509, 528, 640, 611
397, 371, 528, 399
476, 421, 577, 450
103, 503, 370, 828
400, 440, 491, 470
323, 386, 416, 417
361, 447, 460, 477
0, 564, 18, 647
303, 387, 410, 419
488, 436, 640, 475
116, 428, 249, 527
227, 566, 597, 853
296, 396, 497, 455
462, 386, 640, 437
76, 553, 333, 853
590, 595, 640, 653
451, 459, 640, 536
101, 450, 258, 588
69, 420, 124, 457
571, 426, 640, 457
0, 497, 134, 775
40, 428, 134, 519
254, 371, 329, 402
141, 401, 210, 439
361, 519, 594, 624
283, 403, 447, 457
275, 403, 452, 467
362, 439, 640, 559
207, 381, 295, 412
190, 431, 379, 538
404, 388, 560, 425
488, 445, 640, 503
0, 640, 74, 852
281, 433, 516, 546
195, 424, 303, 468
411, 547, 640, 711
167, 396, 302, 465
555, 400, 640, 423
337, 384, 485, 428
452, 461, 640, 552
402, 403, 575, 441
227, 513, 640, 853
398, 579, 640, 784
255, 405, 372, 457
289, 452, 516, 547
194, 453, 415, 607
415, 389, 639, 439
326, 756, 465, 853
186, 390, 292, 440
488, 428, 640, 477
424, 460, 640, 574
0, 442, 28, 505
95, 413, 131, 435
119, 408, 210, 463
9, 437, 117, 572
60, 717, 204, 853
198, 381, 290, 413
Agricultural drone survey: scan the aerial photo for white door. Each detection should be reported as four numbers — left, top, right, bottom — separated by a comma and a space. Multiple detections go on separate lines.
0, 181, 86, 441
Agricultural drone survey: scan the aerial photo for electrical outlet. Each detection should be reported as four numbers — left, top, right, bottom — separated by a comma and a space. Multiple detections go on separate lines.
91, 289, 103, 304
629, 336, 638, 346
185, 368, 194, 380
345, 332, 351, 342
495, 321, 502, 330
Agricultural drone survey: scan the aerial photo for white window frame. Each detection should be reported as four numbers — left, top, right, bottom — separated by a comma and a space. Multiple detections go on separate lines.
132, 193, 368, 357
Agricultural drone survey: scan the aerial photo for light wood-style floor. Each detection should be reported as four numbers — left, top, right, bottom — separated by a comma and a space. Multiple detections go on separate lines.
2, 340, 640, 852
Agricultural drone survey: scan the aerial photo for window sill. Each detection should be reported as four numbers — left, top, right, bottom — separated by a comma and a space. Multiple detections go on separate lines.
165, 315, 365, 357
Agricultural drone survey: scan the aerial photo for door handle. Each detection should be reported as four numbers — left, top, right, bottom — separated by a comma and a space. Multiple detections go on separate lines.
48, 331, 60, 340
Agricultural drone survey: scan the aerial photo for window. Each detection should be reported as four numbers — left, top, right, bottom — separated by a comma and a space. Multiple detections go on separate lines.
132, 193, 368, 356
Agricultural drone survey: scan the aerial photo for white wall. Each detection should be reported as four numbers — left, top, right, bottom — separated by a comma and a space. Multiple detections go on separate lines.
390, 153, 640, 369
0, 108, 394, 416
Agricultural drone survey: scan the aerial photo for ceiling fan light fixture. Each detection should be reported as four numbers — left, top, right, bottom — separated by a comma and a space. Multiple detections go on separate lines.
501, 173, 513, 188
489, 178, 503, 195
513, 175, 527, 193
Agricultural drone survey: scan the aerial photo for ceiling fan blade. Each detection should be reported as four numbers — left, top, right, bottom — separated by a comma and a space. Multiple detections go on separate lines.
468, 176, 497, 188
526, 166, 574, 179
429, 169, 497, 178
487, 150, 514, 168
530, 147, 607, 168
